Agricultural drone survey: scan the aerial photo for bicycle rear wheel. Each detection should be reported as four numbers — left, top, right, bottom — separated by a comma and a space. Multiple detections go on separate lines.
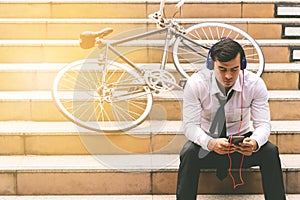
172, 22, 264, 78
52, 59, 153, 132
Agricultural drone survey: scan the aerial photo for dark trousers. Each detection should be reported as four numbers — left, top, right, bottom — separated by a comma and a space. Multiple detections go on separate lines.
176, 140, 286, 200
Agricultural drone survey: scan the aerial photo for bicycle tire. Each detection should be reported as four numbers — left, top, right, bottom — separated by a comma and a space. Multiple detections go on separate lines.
172, 22, 265, 78
52, 59, 153, 132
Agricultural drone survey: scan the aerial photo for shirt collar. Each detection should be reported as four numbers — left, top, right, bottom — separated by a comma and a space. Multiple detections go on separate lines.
211, 71, 243, 96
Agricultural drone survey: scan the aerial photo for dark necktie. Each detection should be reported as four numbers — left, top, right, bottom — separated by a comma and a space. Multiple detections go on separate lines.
209, 90, 234, 180
209, 90, 234, 138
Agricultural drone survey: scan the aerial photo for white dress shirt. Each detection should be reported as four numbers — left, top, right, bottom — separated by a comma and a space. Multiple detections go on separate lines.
183, 69, 271, 152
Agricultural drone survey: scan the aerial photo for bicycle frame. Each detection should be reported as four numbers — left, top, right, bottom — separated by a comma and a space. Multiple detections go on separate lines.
99, 22, 208, 90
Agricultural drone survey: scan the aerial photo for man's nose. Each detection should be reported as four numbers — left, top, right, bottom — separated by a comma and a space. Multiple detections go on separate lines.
225, 71, 232, 79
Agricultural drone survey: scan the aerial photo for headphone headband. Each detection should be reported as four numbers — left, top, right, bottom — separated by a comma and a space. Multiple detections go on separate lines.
206, 38, 247, 70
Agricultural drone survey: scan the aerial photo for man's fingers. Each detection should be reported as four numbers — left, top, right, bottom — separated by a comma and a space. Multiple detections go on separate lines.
233, 146, 253, 156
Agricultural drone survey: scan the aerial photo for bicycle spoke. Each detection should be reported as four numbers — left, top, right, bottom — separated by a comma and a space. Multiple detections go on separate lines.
112, 101, 146, 122
52, 59, 153, 131
173, 22, 264, 79
97, 102, 112, 124
60, 72, 90, 91
113, 102, 136, 121
208, 27, 214, 41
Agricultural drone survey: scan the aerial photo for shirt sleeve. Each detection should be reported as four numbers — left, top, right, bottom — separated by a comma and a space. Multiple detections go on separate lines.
250, 78, 271, 151
183, 76, 213, 151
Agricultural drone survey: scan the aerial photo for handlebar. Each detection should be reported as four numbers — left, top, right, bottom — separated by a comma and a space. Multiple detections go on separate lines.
159, 0, 185, 13
149, 0, 185, 28
175, 0, 185, 8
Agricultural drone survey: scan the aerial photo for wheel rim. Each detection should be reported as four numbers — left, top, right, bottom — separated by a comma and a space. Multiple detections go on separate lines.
173, 22, 264, 78
52, 59, 153, 132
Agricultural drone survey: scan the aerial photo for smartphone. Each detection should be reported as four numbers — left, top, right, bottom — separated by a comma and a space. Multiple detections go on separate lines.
228, 136, 245, 145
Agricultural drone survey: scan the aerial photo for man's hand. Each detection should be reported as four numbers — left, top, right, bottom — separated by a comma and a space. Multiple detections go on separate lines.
208, 138, 234, 155
232, 138, 258, 156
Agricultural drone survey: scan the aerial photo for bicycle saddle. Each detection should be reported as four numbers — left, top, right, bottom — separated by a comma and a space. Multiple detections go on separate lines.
80, 27, 113, 49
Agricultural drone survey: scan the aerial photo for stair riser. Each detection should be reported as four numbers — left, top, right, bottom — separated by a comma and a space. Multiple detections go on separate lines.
0, 22, 284, 40
0, 45, 293, 63
262, 72, 300, 90
269, 101, 300, 120
0, 71, 57, 91
1, 129, 300, 155
0, 98, 298, 121
0, 169, 297, 195
0, 2, 274, 19
0, 71, 299, 91
0, 134, 185, 155
0, 22, 149, 40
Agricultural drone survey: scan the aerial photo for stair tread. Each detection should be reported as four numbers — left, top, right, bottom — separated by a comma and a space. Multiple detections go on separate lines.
0, 63, 300, 72
0, 17, 300, 23
0, 63, 65, 71
0, 0, 297, 3
0, 194, 299, 200
0, 154, 298, 171
0, 90, 299, 100
0, 120, 299, 134
1, 39, 300, 46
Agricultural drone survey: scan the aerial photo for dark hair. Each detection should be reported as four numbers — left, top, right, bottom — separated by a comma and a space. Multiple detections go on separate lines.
210, 38, 245, 65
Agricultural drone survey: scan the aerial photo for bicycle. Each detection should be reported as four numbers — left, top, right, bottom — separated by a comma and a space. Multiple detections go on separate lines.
52, 0, 264, 132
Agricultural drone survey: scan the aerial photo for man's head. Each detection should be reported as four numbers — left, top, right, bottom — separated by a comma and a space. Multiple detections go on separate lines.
208, 38, 246, 91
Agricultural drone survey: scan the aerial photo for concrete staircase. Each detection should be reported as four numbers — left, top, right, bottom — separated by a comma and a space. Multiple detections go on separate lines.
0, 0, 300, 199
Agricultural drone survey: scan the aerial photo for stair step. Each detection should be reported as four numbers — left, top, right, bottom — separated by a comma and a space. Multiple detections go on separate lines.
1, 18, 300, 40
0, 154, 298, 195
0, 63, 299, 90
0, 63, 62, 91
0, 90, 298, 121
0, 0, 276, 19
1, 120, 298, 135
2, 62, 300, 73
262, 63, 300, 90
0, 18, 150, 40
0, 120, 299, 155
0, 39, 300, 63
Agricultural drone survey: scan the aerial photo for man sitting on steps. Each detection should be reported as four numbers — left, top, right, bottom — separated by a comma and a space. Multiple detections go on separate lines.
176, 38, 286, 200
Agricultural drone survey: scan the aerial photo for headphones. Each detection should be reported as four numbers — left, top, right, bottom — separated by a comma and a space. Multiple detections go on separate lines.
206, 38, 247, 189
206, 39, 247, 70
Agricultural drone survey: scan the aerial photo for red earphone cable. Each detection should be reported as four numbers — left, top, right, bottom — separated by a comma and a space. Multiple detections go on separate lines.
227, 70, 245, 189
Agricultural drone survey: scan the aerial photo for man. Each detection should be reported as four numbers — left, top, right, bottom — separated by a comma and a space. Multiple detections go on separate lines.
176, 38, 286, 200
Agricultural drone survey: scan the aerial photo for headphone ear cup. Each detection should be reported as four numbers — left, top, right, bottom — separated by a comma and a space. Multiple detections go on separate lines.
241, 57, 247, 70
206, 58, 214, 70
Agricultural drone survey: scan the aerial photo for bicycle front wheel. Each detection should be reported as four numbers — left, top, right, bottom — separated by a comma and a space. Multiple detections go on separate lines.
52, 59, 153, 132
172, 22, 264, 78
